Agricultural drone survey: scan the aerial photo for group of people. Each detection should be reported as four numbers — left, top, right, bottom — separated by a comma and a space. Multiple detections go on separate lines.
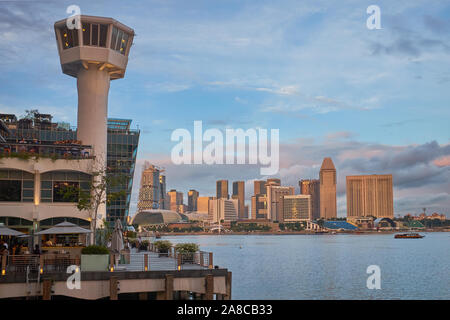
0, 240, 41, 257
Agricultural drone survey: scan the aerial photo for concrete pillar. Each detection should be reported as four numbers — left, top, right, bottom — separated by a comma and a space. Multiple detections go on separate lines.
204, 274, 214, 300
76, 64, 110, 223
42, 279, 52, 300
225, 271, 232, 300
110, 276, 118, 300
165, 274, 174, 300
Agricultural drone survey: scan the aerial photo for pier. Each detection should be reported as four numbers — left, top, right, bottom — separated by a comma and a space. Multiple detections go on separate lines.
0, 247, 231, 300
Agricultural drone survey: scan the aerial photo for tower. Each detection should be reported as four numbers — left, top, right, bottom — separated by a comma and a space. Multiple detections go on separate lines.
54, 16, 134, 166
216, 180, 229, 199
319, 157, 337, 219
232, 181, 245, 219
54, 15, 134, 222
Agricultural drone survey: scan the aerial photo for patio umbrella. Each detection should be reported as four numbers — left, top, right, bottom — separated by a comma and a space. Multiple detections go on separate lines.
0, 225, 25, 236
111, 219, 124, 254
35, 221, 92, 235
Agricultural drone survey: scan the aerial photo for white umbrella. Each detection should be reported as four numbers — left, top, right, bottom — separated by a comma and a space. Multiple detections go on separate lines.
0, 225, 25, 236
111, 219, 124, 254
35, 221, 91, 235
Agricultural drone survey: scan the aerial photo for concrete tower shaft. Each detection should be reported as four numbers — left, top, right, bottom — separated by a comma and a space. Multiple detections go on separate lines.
76, 66, 110, 159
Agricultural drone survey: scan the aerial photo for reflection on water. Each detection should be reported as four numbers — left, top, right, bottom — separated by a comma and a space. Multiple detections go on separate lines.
162, 233, 450, 300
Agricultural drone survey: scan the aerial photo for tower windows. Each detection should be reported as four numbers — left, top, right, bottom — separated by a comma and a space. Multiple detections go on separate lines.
110, 26, 129, 55
82, 23, 108, 47
59, 26, 79, 50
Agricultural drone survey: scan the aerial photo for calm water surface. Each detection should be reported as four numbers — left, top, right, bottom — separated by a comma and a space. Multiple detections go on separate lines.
163, 233, 450, 300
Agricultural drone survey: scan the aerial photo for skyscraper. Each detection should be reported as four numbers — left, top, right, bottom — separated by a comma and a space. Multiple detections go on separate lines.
283, 195, 312, 221
267, 185, 295, 222
188, 189, 199, 212
299, 179, 320, 220
232, 181, 245, 219
319, 157, 337, 219
209, 198, 238, 223
346, 174, 394, 218
216, 180, 229, 199
254, 180, 266, 195
137, 163, 162, 211
167, 189, 183, 213
159, 174, 166, 209
106, 118, 140, 224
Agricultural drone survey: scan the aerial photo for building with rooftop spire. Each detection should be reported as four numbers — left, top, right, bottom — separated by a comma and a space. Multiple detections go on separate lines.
319, 157, 337, 219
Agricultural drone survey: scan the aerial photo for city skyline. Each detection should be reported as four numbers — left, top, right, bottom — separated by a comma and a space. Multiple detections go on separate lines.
1, 0, 449, 217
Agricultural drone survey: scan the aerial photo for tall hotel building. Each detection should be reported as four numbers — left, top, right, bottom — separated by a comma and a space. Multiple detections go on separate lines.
167, 189, 184, 213
251, 180, 267, 219
208, 198, 238, 224
137, 163, 163, 211
216, 180, 229, 199
232, 181, 245, 219
267, 185, 295, 222
283, 195, 312, 222
346, 174, 394, 218
188, 189, 199, 212
299, 179, 320, 220
319, 157, 337, 219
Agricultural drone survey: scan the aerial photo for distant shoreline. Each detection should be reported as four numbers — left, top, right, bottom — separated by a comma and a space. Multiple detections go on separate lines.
149, 228, 450, 237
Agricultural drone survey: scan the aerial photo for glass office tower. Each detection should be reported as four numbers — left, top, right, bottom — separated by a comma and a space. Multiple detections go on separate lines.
106, 118, 140, 225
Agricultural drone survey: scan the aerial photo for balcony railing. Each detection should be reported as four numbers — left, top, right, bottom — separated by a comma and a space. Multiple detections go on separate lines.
0, 142, 93, 160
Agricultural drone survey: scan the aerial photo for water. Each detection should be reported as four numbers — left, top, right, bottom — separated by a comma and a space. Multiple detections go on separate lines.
162, 233, 450, 300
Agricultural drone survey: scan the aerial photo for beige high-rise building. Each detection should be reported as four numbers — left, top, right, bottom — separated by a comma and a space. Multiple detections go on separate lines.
216, 180, 229, 199
299, 179, 320, 220
137, 163, 163, 211
283, 195, 312, 222
254, 180, 266, 195
167, 189, 183, 213
232, 181, 245, 219
197, 196, 213, 214
208, 198, 238, 223
187, 189, 199, 212
267, 185, 295, 222
346, 174, 394, 218
319, 157, 337, 219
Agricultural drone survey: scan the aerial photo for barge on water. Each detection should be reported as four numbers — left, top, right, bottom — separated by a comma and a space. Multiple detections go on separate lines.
394, 233, 424, 239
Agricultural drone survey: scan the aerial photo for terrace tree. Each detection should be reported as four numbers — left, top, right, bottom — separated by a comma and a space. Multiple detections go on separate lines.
60, 163, 126, 244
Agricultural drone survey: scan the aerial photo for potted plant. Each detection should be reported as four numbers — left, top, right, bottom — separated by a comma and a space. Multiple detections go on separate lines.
175, 243, 199, 264
154, 240, 172, 257
140, 240, 149, 251
80, 245, 110, 271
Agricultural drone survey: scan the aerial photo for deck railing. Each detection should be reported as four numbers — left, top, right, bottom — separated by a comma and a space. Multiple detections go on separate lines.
1, 247, 214, 275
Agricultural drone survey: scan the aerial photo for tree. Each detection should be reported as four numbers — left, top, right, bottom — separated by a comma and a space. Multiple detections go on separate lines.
61, 162, 126, 243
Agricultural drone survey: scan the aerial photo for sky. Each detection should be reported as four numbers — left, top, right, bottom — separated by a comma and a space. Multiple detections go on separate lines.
0, 0, 449, 217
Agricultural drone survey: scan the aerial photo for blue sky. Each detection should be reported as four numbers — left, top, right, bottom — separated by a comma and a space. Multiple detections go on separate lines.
0, 0, 449, 217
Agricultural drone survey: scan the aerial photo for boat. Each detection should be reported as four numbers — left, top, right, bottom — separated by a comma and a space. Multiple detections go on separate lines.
394, 233, 424, 239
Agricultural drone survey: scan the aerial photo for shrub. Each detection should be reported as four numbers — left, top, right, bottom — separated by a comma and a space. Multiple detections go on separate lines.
175, 243, 199, 254
154, 240, 172, 252
81, 245, 109, 255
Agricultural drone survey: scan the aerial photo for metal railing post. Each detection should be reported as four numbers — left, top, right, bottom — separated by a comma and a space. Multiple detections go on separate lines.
1, 254, 6, 275
144, 254, 148, 271
208, 252, 213, 269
